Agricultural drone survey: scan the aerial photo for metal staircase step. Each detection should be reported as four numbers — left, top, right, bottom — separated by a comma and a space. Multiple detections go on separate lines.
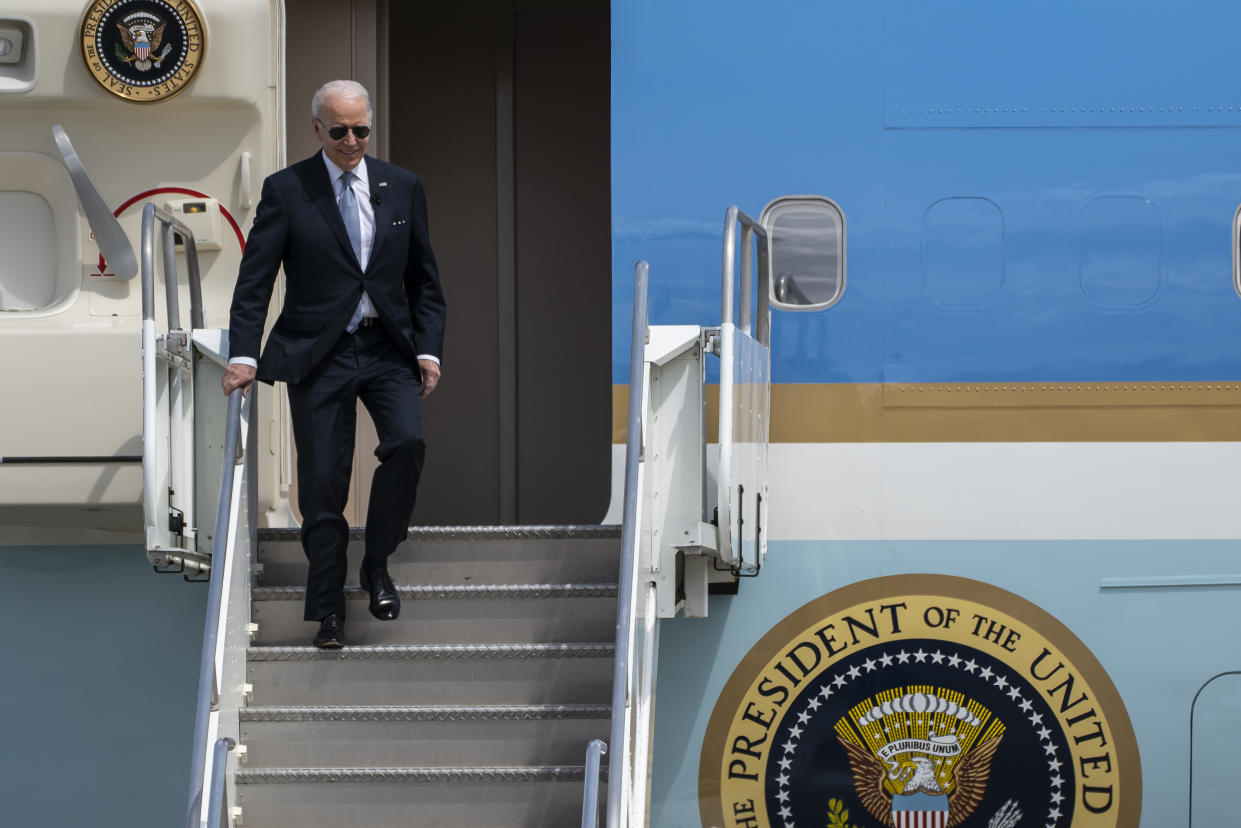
237, 765, 589, 783
257, 525, 621, 543
250, 583, 618, 645
235, 766, 598, 828
240, 703, 611, 721
256, 525, 621, 587
247, 643, 615, 706
240, 704, 610, 767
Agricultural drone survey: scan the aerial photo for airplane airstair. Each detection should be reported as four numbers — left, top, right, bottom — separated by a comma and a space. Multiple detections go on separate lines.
232, 525, 619, 826
134, 187, 777, 827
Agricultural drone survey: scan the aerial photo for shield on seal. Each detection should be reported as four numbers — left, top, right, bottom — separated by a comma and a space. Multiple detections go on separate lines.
136, 40, 150, 60
892, 792, 949, 828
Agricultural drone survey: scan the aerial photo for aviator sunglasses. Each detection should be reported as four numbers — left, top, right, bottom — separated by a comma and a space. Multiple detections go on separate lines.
316, 118, 371, 140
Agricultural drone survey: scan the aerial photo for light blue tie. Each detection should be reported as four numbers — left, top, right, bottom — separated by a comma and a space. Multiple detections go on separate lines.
339, 171, 365, 333
338, 171, 362, 263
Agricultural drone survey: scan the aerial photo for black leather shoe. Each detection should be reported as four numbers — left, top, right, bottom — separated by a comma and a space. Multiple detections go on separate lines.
359, 567, 400, 620
313, 614, 345, 649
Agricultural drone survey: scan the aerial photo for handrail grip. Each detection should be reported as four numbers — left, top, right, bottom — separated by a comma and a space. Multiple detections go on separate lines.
141, 202, 205, 327
185, 389, 246, 828
162, 222, 181, 330
605, 261, 650, 827
140, 207, 159, 533
184, 231, 205, 330
140, 207, 157, 323
580, 738, 608, 828
720, 206, 771, 347
204, 737, 235, 828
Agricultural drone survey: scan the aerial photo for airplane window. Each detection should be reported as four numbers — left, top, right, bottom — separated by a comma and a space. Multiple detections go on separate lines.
1079, 196, 1160, 307
923, 197, 1005, 308
1233, 203, 1241, 300
761, 196, 846, 311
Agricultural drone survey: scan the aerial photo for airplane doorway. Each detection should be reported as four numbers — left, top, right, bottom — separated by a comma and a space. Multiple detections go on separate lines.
285, 0, 612, 526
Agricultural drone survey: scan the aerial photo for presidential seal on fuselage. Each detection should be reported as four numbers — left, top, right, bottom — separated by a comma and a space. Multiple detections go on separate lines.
78, 0, 205, 103
699, 575, 1140, 828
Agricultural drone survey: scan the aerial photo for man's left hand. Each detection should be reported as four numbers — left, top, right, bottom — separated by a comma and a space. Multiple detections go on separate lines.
419, 359, 441, 398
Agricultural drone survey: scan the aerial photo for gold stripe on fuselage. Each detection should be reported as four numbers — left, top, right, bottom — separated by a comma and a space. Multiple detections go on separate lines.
611, 382, 1241, 443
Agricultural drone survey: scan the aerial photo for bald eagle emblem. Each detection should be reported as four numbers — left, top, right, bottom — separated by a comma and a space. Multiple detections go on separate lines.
115, 12, 170, 71
835, 689, 1006, 828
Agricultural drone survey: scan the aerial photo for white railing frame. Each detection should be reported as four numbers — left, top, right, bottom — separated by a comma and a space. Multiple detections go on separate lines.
716, 206, 772, 572
141, 202, 207, 569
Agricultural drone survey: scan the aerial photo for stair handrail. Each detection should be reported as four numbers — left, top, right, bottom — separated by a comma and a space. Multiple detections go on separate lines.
716, 206, 771, 572
203, 737, 236, 828
141, 201, 206, 566
185, 387, 247, 828
606, 261, 651, 827
720, 205, 770, 346
580, 738, 608, 828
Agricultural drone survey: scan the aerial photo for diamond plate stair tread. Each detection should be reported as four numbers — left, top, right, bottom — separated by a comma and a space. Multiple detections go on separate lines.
233, 775, 599, 828
249, 643, 613, 661
256, 536, 621, 587
240, 703, 611, 721
241, 715, 611, 768
236, 765, 590, 783
252, 582, 618, 599
248, 652, 613, 706
257, 524, 620, 542
251, 591, 618, 646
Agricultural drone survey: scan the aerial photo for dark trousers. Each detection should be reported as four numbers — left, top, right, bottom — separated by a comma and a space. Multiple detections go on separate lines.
287, 324, 425, 621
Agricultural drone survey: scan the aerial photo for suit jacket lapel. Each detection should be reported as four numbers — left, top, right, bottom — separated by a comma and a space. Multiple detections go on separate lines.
301, 156, 361, 269
367, 172, 391, 274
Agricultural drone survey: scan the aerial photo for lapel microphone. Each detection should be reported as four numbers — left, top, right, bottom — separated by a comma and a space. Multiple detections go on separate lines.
370, 192, 383, 207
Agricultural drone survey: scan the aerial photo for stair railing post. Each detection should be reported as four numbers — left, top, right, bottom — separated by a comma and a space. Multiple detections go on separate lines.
581, 738, 608, 828
717, 206, 770, 574
161, 221, 181, 330
204, 738, 236, 828
140, 205, 160, 541
606, 261, 650, 828
186, 389, 246, 828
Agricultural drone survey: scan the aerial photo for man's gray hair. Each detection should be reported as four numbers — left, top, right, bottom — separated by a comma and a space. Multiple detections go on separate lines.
311, 80, 373, 123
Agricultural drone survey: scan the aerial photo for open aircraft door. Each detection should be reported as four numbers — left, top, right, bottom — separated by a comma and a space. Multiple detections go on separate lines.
0, 0, 286, 540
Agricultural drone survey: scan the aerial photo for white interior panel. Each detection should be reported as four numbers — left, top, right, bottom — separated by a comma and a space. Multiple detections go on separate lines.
0, 190, 55, 310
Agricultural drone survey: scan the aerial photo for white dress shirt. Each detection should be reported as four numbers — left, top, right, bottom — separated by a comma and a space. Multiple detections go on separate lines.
229, 151, 440, 370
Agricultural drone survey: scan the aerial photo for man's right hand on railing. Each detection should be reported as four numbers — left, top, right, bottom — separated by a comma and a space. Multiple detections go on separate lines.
221, 363, 257, 396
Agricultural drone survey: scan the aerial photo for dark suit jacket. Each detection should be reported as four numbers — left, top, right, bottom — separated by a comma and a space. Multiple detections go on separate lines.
228, 153, 446, 385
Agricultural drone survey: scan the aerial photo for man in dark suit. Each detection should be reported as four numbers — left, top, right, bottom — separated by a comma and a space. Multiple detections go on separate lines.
222, 79, 446, 649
